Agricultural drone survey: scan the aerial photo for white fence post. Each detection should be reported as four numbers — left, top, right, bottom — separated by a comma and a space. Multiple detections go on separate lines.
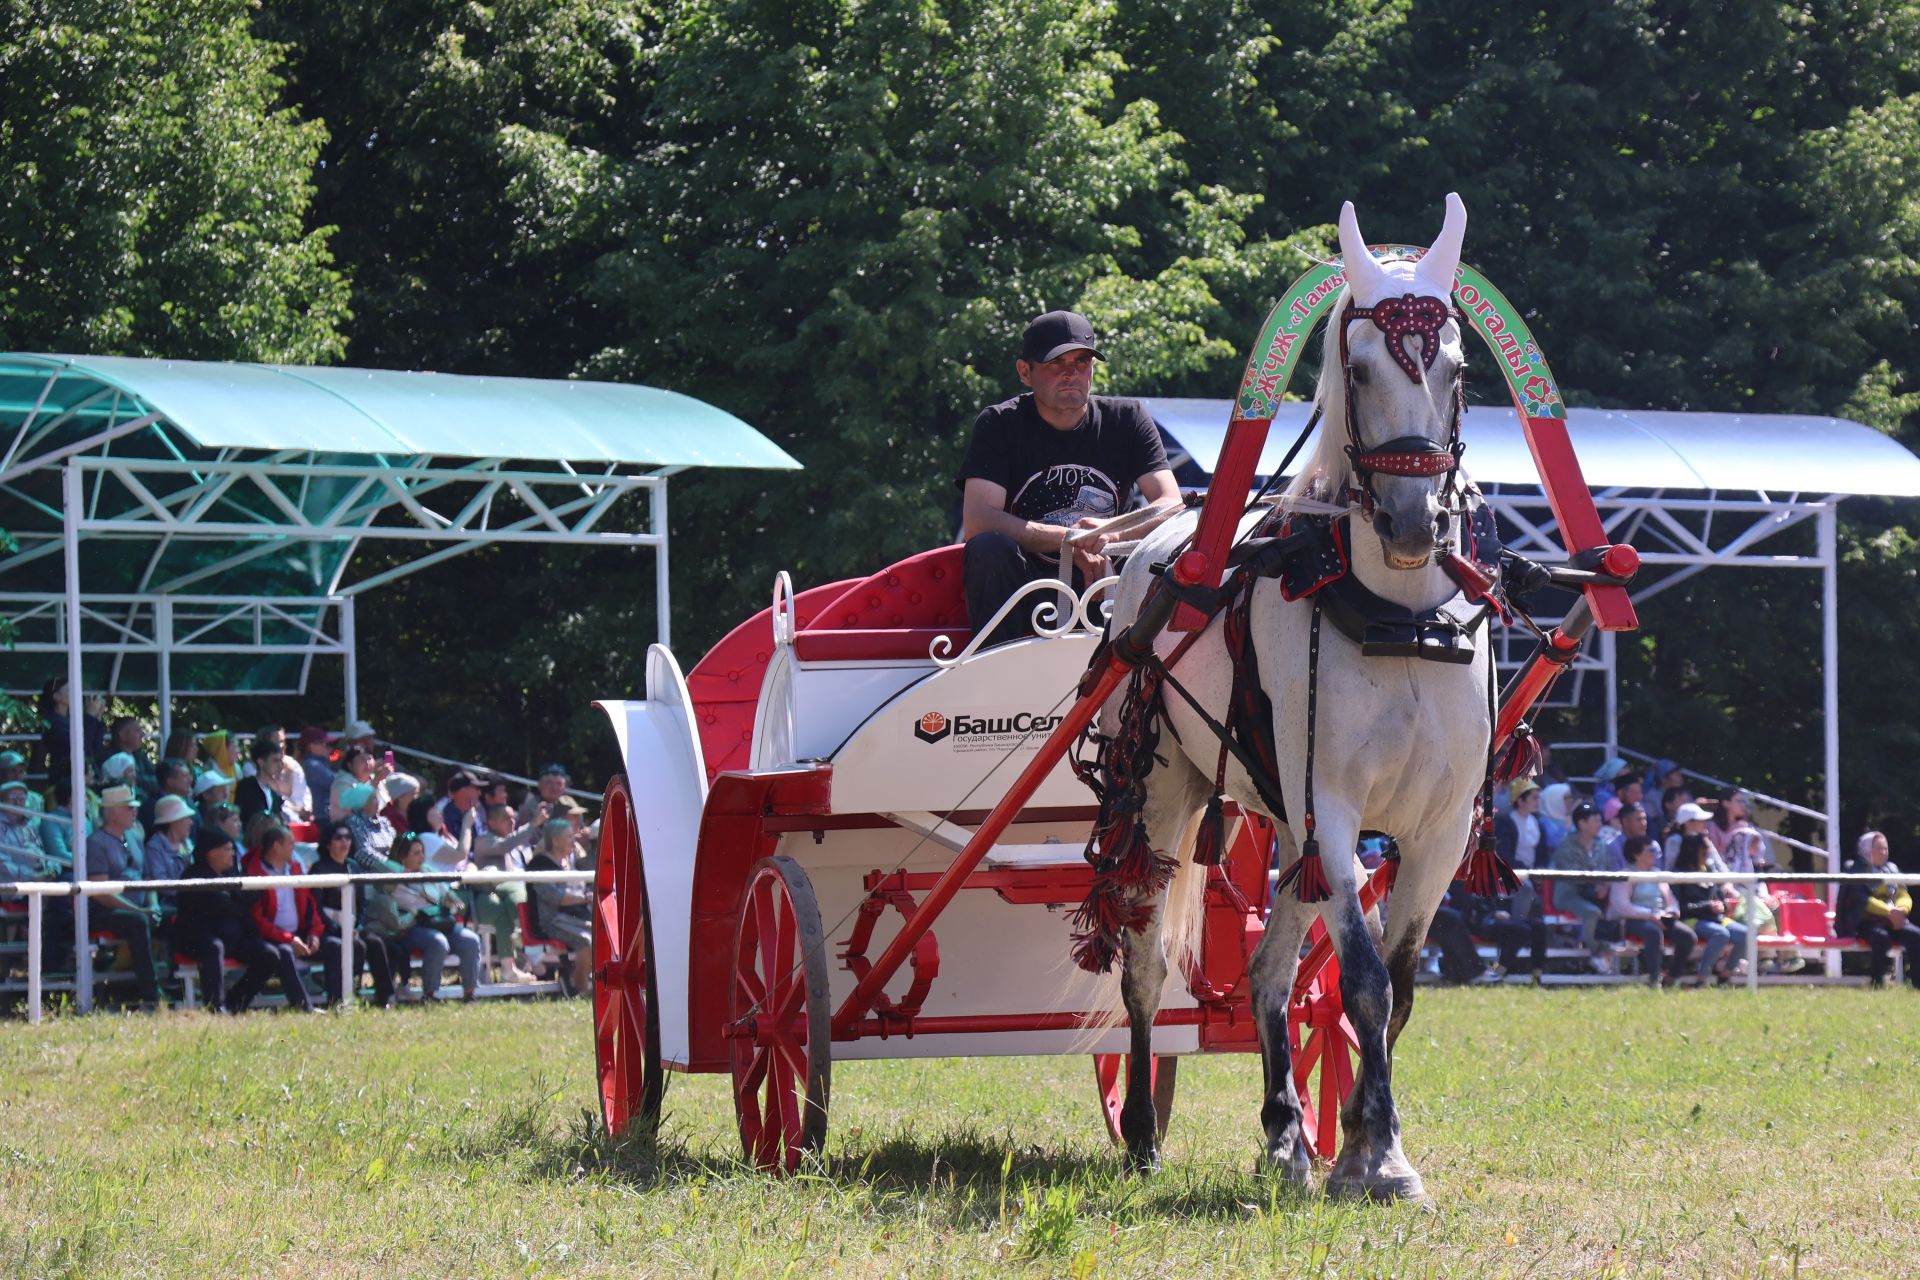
26, 892, 43, 1024
338, 885, 356, 1007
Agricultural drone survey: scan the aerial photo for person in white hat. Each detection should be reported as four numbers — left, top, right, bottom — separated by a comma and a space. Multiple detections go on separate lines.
0, 777, 46, 879
84, 784, 162, 1007
143, 794, 197, 919
1661, 801, 1716, 871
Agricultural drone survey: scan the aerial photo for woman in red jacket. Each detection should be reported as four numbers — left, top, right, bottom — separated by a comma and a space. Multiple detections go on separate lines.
240, 824, 332, 1012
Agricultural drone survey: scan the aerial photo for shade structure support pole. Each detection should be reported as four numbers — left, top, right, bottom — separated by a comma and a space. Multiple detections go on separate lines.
156, 598, 173, 746
1601, 629, 1618, 762
63, 463, 92, 1011
652, 477, 671, 649
341, 596, 359, 728
1820, 505, 1841, 980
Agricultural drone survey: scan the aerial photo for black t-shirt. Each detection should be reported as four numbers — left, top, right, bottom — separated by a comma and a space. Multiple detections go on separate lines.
956, 395, 1169, 561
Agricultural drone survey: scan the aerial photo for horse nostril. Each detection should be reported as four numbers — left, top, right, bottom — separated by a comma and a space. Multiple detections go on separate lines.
1375, 509, 1396, 541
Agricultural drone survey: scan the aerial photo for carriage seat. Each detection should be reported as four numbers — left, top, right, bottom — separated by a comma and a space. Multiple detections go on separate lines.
790, 544, 973, 663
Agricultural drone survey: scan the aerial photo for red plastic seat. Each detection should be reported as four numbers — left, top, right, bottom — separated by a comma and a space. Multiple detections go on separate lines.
1776, 898, 1836, 944
791, 545, 974, 662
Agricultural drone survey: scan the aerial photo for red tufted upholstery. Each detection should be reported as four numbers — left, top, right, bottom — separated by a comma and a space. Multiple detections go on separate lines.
684, 580, 856, 782
809, 544, 969, 631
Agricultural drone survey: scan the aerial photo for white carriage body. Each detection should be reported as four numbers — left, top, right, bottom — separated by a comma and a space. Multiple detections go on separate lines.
598, 570, 1201, 1071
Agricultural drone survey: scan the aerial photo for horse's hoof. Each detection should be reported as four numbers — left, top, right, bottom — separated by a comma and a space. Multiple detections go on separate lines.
1260, 1145, 1313, 1188
1327, 1150, 1426, 1204
1124, 1143, 1161, 1176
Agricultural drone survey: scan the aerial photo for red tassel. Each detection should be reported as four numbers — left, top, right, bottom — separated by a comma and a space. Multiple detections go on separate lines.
1372, 853, 1399, 896
1455, 837, 1520, 896
1193, 795, 1227, 866
1492, 724, 1544, 784
1275, 836, 1332, 903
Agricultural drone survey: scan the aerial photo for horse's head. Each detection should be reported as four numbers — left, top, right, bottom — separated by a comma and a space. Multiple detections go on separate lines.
1334, 194, 1468, 570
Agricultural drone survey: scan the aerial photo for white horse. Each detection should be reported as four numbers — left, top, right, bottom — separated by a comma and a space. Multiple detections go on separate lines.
1098, 194, 1491, 1200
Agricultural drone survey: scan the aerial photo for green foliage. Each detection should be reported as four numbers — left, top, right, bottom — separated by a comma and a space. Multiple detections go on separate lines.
0, 0, 349, 359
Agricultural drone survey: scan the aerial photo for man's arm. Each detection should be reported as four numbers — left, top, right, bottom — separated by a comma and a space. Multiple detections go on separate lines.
960, 478, 1072, 555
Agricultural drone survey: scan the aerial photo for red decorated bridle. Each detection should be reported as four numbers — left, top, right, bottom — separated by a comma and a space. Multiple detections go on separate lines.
1337, 292, 1468, 515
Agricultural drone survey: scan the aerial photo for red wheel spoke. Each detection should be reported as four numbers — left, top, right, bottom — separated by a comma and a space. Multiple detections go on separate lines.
735, 1045, 771, 1102
597, 895, 624, 969
734, 964, 767, 1011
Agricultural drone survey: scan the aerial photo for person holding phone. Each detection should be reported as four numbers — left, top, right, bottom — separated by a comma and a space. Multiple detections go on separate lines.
1607, 835, 1696, 987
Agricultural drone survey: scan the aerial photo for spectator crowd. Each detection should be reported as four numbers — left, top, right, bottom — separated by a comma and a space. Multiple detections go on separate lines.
0, 675, 599, 1012
1418, 749, 1918, 991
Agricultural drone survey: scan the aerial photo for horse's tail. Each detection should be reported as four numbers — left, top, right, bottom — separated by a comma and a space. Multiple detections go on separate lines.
1065, 806, 1211, 1048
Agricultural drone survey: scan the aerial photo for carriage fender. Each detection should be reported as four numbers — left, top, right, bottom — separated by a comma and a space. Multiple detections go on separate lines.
593, 643, 707, 1068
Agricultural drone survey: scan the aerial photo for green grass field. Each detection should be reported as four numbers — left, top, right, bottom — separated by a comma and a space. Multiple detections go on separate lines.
3, 987, 1916, 1279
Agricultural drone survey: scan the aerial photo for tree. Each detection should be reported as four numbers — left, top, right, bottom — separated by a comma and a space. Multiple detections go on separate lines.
0, 0, 349, 360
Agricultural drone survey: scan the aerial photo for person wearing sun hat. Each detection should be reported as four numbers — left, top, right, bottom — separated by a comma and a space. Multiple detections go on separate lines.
0, 777, 46, 880
142, 793, 197, 910
83, 784, 162, 1007
0, 749, 43, 835
1591, 756, 1631, 809
1661, 801, 1716, 871
1497, 777, 1544, 872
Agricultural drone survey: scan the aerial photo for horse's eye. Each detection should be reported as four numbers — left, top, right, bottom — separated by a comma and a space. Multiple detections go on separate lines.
1350, 363, 1370, 387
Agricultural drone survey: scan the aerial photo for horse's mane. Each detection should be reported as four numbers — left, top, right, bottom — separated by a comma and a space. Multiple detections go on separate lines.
1281, 285, 1353, 506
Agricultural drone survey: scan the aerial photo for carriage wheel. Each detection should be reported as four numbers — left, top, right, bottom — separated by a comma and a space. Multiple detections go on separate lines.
1092, 1054, 1178, 1146
1287, 949, 1362, 1161
593, 775, 664, 1139
730, 855, 832, 1172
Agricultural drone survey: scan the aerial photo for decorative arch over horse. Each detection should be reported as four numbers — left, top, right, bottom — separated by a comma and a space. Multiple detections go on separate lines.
1081, 194, 1639, 1201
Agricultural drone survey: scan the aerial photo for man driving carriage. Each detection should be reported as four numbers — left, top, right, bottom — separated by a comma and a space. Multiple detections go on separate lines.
957, 309, 1182, 646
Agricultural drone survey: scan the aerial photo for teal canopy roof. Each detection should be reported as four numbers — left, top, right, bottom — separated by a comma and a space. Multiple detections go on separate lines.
0, 353, 800, 469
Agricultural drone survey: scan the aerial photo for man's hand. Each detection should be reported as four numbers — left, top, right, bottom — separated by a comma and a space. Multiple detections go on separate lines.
1068, 518, 1112, 581
290, 936, 316, 958
1891, 908, 1909, 930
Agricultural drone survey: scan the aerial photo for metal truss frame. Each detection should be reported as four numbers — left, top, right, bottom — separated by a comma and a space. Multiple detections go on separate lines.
1481, 485, 1843, 911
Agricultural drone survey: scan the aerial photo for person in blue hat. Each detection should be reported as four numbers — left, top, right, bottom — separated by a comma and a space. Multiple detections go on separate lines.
956, 310, 1181, 647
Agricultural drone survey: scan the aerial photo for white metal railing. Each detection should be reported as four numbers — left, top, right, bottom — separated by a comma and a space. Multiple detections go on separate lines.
1518, 868, 1917, 992
377, 741, 605, 804
1, 868, 592, 1023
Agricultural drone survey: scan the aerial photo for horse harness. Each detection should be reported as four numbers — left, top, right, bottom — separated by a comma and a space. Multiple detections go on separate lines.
1065, 489, 1517, 973
1337, 292, 1471, 518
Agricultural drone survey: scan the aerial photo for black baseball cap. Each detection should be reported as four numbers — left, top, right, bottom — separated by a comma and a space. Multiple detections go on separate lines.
1571, 802, 1600, 823
1021, 310, 1105, 364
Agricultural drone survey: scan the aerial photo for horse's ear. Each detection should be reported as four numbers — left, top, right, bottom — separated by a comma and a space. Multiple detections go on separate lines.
1338, 200, 1388, 299
1418, 192, 1467, 295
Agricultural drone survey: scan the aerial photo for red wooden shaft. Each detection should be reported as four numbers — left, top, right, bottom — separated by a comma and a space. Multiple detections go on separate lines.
1172, 416, 1272, 631
1518, 415, 1637, 632
828, 659, 1132, 1038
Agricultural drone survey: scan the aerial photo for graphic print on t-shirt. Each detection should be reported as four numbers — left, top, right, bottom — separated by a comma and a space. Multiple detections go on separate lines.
1007, 463, 1120, 532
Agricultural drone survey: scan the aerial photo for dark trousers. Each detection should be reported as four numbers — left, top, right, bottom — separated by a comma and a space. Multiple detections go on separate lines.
92, 905, 160, 1002
963, 532, 1081, 648
1854, 920, 1920, 987
255, 939, 317, 1011
1426, 905, 1484, 982
1622, 918, 1697, 985
1490, 918, 1548, 972
177, 919, 278, 1012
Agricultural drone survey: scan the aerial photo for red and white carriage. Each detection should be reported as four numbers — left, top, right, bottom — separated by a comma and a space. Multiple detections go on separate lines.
589, 244, 1639, 1171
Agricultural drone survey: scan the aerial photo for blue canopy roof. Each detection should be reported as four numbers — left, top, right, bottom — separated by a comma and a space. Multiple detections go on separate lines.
1143, 398, 1920, 497
0, 353, 800, 470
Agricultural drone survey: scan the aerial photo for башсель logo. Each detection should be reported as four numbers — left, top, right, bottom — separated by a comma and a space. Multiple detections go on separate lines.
914, 711, 951, 743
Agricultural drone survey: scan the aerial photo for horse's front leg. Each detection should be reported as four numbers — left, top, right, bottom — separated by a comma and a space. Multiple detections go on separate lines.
1248, 852, 1315, 1184
1315, 811, 1425, 1203
1116, 758, 1207, 1172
